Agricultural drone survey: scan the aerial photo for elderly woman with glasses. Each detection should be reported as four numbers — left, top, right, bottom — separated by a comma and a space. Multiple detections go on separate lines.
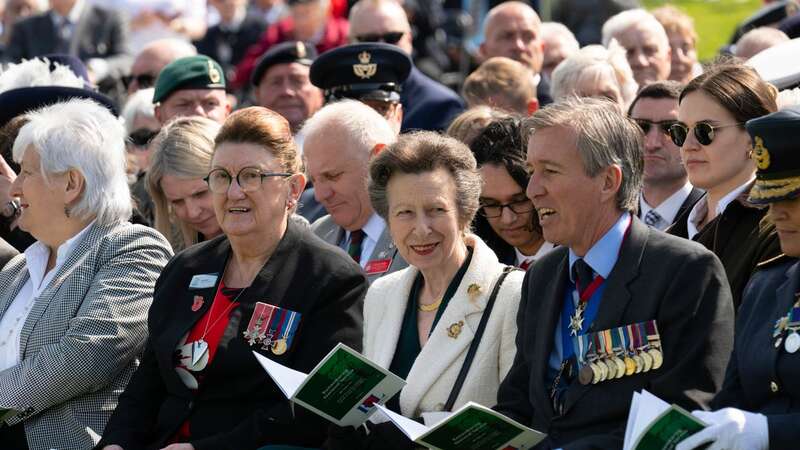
0, 99, 172, 450
99, 107, 367, 450
667, 62, 781, 311
327, 131, 524, 450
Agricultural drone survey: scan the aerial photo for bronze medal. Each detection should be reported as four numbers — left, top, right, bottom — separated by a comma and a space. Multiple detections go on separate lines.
579, 364, 594, 385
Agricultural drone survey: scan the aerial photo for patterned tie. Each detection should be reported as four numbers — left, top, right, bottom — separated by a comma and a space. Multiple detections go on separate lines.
347, 229, 364, 263
643, 210, 663, 228
519, 259, 532, 271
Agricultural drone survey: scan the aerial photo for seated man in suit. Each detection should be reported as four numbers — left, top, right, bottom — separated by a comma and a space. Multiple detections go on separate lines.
348, 0, 465, 132
479, 1, 552, 106
495, 96, 734, 449
302, 99, 408, 284
628, 81, 704, 230
5, 0, 130, 83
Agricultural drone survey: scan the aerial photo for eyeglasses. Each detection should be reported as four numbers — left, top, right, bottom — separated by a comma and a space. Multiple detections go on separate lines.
204, 167, 291, 194
478, 198, 534, 218
127, 128, 158, 149
122, 73, 156, 89
355, 31, 405, 44
668, 121, 743, 147
634, 119, 677, 137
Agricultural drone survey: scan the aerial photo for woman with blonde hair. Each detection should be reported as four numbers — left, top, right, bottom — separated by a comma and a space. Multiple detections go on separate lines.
147, 116, 222, 250
551, 44, 639, 110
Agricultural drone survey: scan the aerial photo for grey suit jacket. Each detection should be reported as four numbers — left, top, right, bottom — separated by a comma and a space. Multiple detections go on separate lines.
0, 221, 171, 450
312, 214, 407, 284
6, 5, 131, 79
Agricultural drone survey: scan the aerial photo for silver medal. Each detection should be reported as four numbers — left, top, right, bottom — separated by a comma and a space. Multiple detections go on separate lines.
784, 331, 800, 354
775, 336, 784, 348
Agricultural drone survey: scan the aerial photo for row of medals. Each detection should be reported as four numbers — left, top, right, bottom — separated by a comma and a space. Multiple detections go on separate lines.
243, 316, 288, 355
578, 336, 663, 385
773, 299, 800, 354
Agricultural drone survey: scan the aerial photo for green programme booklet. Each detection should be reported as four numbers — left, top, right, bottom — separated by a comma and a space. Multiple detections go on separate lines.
376, 402, 547, 450
623, 390, 708, 450
253, 342, 406, 427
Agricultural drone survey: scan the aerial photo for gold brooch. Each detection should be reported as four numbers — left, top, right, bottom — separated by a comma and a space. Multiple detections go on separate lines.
447, 321, 464, 339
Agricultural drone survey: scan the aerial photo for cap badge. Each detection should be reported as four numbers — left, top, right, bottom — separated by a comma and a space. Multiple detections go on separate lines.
296, 42, 306, 59
752, 136, 771, 170
208, 60, 222, 84
353, 51, 377, 80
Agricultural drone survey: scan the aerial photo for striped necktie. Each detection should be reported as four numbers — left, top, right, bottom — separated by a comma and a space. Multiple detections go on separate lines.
644, 210, 663, 228
347, 229, 364, 263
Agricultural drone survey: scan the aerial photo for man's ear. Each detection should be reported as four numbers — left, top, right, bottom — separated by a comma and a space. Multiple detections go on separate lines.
600, 164, 623, 203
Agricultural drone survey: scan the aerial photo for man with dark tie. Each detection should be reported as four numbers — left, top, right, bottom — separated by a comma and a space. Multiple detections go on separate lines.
628, 81, 704, 231
302, 99, 408, 283
494, 96, 734, 449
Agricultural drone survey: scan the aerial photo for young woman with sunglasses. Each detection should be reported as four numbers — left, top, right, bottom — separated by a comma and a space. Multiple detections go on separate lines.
667, 62, 780, 311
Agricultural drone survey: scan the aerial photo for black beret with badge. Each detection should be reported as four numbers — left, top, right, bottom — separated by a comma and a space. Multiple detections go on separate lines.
747, 107, 800, 204
309, 42, 412, 103
251, 41, 318, 87
153, 55, 226, 104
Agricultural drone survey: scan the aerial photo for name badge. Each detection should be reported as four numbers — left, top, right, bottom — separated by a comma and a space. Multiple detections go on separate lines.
189, 273, 218, 289
365, 258, 392, 275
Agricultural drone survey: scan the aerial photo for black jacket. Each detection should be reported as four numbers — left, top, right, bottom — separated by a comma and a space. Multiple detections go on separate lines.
99, 220, 367, 450
495, 216, 734, 449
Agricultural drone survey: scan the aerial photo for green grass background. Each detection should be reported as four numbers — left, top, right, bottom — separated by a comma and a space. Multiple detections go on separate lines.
641, 0, 763, 61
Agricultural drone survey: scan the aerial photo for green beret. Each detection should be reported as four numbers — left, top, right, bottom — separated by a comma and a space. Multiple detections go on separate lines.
747, 107, 800, 204
153, 55, 226, 104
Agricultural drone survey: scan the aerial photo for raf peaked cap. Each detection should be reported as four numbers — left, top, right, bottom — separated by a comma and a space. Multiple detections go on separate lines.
153, 55, 226, 104
252, 41, 318, 87
747, 107, 800, 203
310, 42, 412, 103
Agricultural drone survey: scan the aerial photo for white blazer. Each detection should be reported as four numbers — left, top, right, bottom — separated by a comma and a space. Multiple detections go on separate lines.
363, 234, 523, 418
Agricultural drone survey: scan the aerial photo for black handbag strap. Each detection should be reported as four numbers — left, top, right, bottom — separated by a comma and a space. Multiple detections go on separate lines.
443, 265, 517, 411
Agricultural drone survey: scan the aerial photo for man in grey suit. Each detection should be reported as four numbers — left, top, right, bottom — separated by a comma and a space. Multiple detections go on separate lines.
5, 0, 131, 81
302, 99, 407, 284
494, 97, 734, 449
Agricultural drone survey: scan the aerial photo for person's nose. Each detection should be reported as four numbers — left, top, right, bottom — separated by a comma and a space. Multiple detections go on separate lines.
412, 213, 432, 236
500, 205, 518, 224
644, 127, 663, 152
527, 172, 545, 202
227, 176, 247, 200
313, 181, 333, 202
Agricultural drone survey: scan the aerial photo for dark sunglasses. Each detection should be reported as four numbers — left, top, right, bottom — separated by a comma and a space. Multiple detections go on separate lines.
355, 31, 405, 44
668, 121, 743, 147
127, 128, 158, 148
122, 73, 156, 89
634, 119, 677, 137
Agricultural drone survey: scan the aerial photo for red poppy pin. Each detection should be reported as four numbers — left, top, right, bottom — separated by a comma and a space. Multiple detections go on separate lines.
191, 295, 204, 312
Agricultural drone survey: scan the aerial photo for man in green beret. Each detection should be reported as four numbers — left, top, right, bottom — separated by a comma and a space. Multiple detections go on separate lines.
153, 55, 232, 125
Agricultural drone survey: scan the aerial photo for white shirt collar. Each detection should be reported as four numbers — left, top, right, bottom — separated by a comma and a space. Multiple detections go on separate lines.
346, 212, 385, 244
515, 241, 555, 266
640, 182, 694, 230
687, 177, 754, 239
24, 221, 94, 289
52, 0, 85, 24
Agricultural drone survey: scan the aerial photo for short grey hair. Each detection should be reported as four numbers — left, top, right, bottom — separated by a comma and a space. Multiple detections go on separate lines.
121, 87, 156, 133
369, 131, 482, 232
735, 27, 790, 59
602, 9, 669, 49
541, 22, 580, 54
523, 96, 643, 212
300, 99, 397, 155
13, 99, 132, 224
551, 44, 638, 108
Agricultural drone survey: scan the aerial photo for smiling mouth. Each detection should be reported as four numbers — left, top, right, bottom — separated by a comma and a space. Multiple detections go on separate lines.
410, 243, 438, 255
228, 207, 250, 213
537, 208, 556, 221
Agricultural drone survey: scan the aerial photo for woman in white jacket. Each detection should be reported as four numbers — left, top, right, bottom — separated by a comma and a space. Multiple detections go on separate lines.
327, 131, 524, 450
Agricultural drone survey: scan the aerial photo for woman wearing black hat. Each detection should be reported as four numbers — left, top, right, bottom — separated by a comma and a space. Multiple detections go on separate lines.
667, 62, 781, 311
675, 108, 800, 450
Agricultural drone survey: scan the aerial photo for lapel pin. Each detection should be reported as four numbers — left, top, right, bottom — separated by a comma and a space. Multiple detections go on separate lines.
467, 283, 482, 296
191, 295, 204, 312
447, 320, 464, 339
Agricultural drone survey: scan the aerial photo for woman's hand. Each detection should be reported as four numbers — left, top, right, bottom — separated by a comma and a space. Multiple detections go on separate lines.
160, 444, 195, 450
675, 408, 768, 450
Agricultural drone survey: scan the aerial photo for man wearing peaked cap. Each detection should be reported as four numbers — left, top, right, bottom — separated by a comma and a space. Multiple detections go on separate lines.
252, 41, 323, 136
153, 55, 232, 125
310, 42, 411, 134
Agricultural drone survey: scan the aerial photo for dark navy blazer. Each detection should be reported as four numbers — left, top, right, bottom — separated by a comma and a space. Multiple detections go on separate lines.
400, 66, 464, 133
